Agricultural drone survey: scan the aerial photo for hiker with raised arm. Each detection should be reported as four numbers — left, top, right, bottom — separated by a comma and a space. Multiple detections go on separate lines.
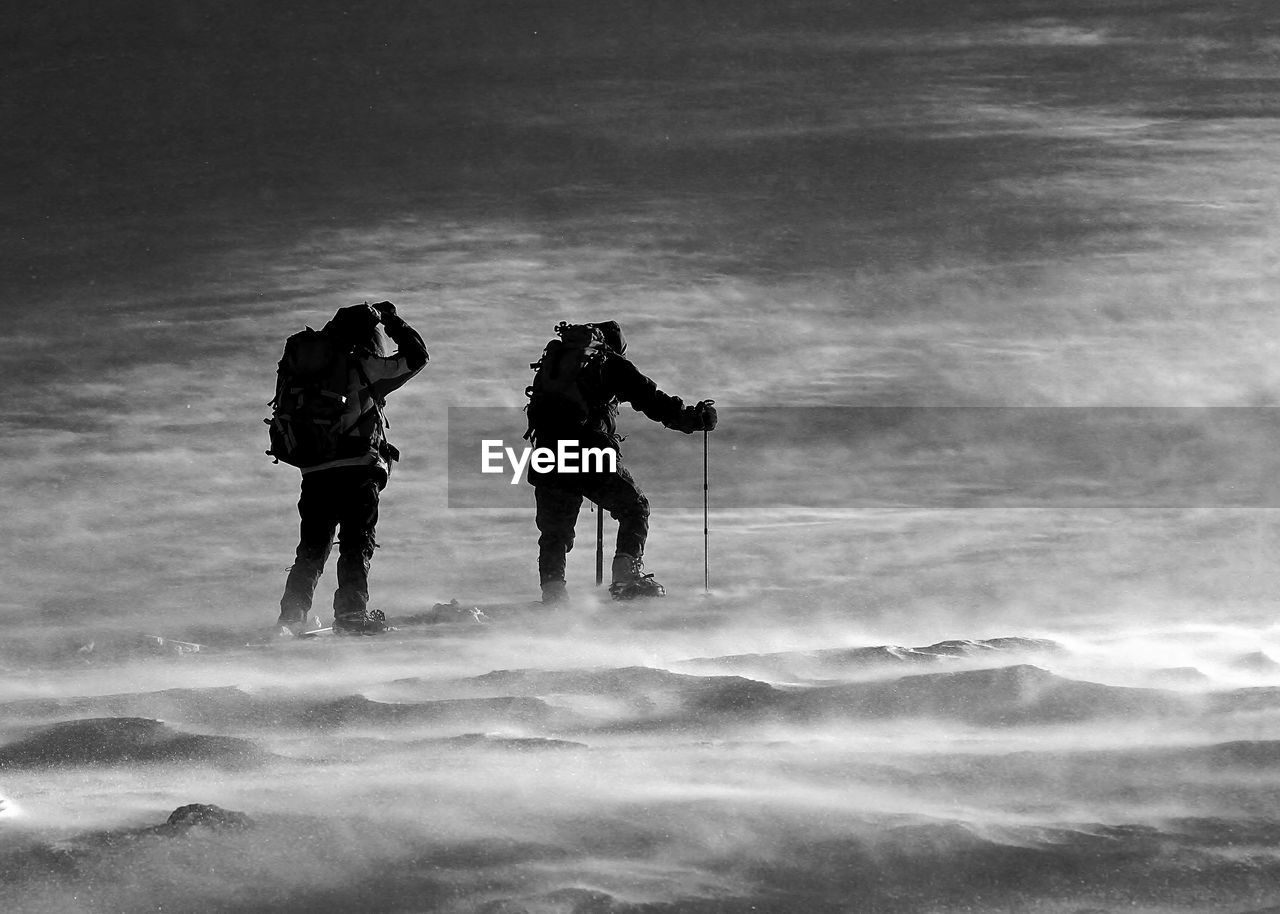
524, 321, 716, 604
266, 302, 428, 635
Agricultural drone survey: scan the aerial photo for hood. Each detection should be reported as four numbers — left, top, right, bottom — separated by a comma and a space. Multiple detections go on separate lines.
323, 304, 380, 349
593, 320, 627, 356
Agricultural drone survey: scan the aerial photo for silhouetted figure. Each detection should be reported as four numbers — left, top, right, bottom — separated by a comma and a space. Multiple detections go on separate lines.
524, 321, 716, 604
267, 302, 427, 634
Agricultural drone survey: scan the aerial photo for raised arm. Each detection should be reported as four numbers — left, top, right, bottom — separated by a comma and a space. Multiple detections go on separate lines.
360, 301, 428, 399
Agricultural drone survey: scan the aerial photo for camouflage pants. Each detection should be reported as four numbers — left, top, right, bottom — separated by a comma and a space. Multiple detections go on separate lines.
534, 466, 650, 585
280, 465, 384, 619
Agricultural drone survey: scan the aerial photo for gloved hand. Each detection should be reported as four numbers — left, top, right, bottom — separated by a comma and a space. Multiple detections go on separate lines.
370, 301, 398, 321
671, 400, 718, 434
695, 400, 717, 432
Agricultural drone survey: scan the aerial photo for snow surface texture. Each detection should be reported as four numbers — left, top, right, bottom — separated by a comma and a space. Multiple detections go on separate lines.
8, 0, 1280, 911
3, 611, 1280, 913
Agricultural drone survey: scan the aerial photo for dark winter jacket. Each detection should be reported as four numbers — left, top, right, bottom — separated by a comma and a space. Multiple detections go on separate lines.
527, 333, 704, 486
303, 309, 428, 477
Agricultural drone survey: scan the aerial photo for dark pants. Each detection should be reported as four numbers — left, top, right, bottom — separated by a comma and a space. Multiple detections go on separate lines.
535, 466, 649, 584
280, 466, 384, 619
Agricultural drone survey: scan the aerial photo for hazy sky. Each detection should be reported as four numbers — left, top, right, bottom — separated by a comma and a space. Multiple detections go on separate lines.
5, 0, 1280, 625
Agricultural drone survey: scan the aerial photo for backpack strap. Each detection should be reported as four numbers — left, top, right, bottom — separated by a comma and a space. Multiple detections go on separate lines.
352, 353, 390, 430
347, 352, 400, 467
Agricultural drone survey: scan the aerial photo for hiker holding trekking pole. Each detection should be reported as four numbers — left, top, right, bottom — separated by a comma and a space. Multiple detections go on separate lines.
523, 321, 717, 605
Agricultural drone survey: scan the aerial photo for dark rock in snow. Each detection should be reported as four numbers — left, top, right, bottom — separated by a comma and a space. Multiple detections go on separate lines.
164, 804, 254, 831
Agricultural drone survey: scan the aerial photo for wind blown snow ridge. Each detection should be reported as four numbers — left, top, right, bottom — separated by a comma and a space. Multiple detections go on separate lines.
1, 619, 1278, 913
0, 718, 266, 770
674, 635, 1064, 681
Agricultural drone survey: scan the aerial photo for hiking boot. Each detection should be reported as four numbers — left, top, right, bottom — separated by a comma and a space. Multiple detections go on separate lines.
541, 580, 569, 606
608, 554, 666, 601
275, 610, 315, 637
333, 608, 393, 635
609, 575, 666, 600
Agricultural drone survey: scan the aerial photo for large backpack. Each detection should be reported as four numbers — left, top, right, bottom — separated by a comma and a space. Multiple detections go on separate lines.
265, 329, 374, 468
523, 322, 614, 443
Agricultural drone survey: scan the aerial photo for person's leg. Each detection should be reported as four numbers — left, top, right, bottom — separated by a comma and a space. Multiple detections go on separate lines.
333, 467, 383, 626
279, 472, 339, 625
588, 466, 660, 597
535, 484, 583, 602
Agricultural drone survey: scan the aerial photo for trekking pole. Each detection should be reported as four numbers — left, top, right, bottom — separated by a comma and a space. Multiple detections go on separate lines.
595, 503, 604, 587
702, 400, 715, 595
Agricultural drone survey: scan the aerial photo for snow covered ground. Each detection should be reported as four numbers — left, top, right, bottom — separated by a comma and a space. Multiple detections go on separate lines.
5, 1, 1280, 910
